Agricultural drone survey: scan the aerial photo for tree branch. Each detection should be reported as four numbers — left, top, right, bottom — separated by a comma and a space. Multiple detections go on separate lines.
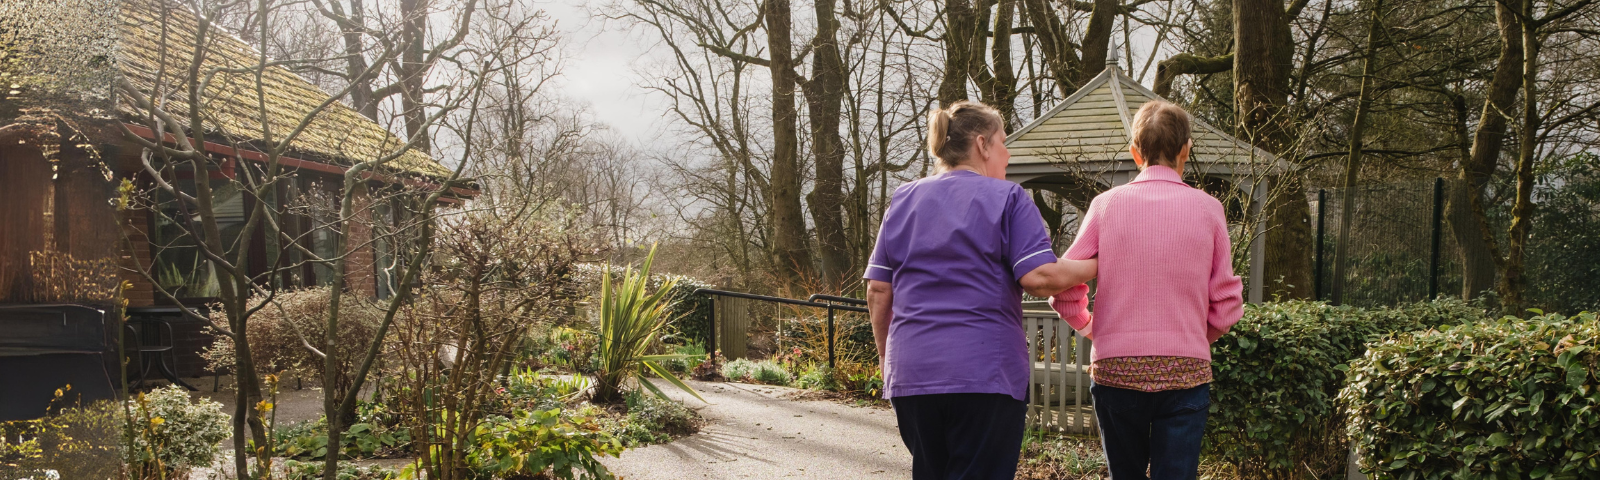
1154, 52, 1233, 97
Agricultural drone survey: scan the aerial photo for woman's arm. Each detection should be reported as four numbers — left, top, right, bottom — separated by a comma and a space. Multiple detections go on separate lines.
1049, 284, 1094, 339
1020, 258, 1098, 297
867, 280, 893, 367
1206, 218, 1244, 342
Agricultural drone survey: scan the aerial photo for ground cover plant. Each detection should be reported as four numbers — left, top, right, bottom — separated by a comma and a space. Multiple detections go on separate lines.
282, 460, 399, 480
1342, 311, 1600, 479
721, 358, 795, 386
276, 400, 412, 461
1015, 431, 1108, 480
463, 408, 624, 480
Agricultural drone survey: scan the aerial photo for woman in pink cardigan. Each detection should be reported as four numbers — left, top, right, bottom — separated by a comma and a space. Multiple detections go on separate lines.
1050, 100, 1245, 480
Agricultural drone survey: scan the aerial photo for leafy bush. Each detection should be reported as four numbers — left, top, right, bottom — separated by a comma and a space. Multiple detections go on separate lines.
720, 358, 794, 386
593, 391, 698, 447
0, 392, 120, 480
126, 385, 230, 476
1341, 312, 1600, 479
541, 327, 600, 375
833, 361, 883, 398
658, 275, 714, 349
752, 363, 794, 386
1528, 153, 1600, 314
501, 367, 589, 412
625, 390, 696, 438
655, 343, 706, 376
721, 358, 757, 381
795, 364, 837, 391
203, 287, 384, 398
1206, 299, 1486, 479
467, 409, 623, 480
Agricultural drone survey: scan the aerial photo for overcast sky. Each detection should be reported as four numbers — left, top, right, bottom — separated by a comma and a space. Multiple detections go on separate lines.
541, 0, 674, 145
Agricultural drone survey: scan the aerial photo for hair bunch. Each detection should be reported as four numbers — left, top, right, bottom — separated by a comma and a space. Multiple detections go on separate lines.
927, 100, 1003, 167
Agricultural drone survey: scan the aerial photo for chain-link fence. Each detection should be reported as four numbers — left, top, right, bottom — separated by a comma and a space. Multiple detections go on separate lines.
1313, 178, 1463, 307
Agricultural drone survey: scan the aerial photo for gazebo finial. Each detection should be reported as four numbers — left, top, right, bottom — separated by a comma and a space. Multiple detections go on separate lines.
1107, 42, 1120, 68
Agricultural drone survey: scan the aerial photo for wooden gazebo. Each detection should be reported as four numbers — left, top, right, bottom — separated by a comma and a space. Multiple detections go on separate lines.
1005, 53, 1286, 302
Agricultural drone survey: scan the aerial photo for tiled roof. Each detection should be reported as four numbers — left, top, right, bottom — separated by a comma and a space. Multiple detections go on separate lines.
1007, 65, 1282, 170
116, 0, 449, 178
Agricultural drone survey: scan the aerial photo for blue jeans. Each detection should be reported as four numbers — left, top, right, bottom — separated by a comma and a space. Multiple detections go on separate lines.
1090, 382, 1211, 480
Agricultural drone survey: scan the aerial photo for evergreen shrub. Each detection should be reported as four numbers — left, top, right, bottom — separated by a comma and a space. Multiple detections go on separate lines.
1206, 299, 1486, 479
1342, 312, 1600, 479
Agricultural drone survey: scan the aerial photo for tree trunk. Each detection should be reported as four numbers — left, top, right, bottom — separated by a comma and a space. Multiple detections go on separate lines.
989, 0, 1019, 129
1234, 0, 1312, 299
1499, 0, 1540, 310
398, 0, 429, 152
803, 0, 850, 288
342, 0, 377, 120
1020, 0, 1080, 96
1448, 0, 1521, 301
1078, 0, 1118, 84
765, 0, 813, 283
940, 0, 979, 106
1330, 0, 1384, 306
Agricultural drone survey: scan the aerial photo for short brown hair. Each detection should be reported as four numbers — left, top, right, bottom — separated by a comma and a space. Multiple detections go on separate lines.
1130, 100, 1192, 167
928, 100, 1003, 167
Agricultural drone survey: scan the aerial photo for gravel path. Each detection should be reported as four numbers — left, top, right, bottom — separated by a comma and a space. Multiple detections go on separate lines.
602, 379, 912, 479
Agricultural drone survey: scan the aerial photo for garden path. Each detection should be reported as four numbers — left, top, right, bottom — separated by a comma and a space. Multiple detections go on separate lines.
601, 379, 912, 479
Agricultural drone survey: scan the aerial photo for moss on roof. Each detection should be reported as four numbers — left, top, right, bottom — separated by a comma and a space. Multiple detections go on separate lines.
116, 0, 449, 178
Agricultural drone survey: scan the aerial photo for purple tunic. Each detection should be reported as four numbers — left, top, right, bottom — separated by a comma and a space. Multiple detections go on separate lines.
864, 170, 1058, 401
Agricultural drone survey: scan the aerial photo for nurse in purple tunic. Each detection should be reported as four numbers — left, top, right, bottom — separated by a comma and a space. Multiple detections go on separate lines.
865, 100, 1098, 480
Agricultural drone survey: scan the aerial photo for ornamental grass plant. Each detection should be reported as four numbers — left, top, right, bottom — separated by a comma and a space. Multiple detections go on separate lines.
592, 245, 704, 404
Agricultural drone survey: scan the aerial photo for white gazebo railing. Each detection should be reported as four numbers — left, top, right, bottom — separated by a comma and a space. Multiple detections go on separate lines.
1023, 304, 1095, 434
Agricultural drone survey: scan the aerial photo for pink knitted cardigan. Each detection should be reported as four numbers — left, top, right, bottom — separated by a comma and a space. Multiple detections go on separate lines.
1048, 165, 1244, 362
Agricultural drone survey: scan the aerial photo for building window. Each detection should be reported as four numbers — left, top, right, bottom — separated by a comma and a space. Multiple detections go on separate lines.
150, 177, 245, 300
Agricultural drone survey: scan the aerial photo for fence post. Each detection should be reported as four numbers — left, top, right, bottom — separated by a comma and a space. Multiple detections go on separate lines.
710, 296, 718, 358
826, 305, 836, 370
1430, 178, 1444, 300
1315, 189, 1327, 301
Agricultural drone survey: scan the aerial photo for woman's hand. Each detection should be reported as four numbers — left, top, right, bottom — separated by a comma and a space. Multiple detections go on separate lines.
1020, 257, 1098, 297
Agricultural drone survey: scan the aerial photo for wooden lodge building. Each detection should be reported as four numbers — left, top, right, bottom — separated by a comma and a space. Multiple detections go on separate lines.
0, 0, 466, 418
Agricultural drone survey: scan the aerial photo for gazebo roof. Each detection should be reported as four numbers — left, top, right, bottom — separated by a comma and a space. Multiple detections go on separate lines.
1005, 62, 1283, 177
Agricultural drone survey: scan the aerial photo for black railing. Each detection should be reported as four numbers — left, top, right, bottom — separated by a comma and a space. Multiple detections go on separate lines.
693, 288, 867, 369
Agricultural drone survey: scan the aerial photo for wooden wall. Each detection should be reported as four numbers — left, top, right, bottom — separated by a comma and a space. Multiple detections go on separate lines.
0, 145, 51, 303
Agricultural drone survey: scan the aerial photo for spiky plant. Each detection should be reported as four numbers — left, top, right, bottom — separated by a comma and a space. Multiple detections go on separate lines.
591, 245, 705, 404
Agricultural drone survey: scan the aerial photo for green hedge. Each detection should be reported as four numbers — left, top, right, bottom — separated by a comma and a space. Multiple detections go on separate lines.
1206, 299, 1486, 479
1341, 312, 1600, 480
658, 275, 714, 349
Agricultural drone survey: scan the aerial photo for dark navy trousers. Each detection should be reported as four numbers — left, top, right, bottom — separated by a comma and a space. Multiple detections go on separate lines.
1090, 382, 1211, 480
891, 393, 1028, 480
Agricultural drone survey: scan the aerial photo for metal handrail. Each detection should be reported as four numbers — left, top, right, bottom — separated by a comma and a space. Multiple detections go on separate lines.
806, 294, 867, 306
693, 288, 868, 369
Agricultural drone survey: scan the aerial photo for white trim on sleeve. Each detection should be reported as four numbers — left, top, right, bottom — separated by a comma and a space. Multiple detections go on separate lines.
867, 264, 893, 271
1012, 249, 1054, 268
